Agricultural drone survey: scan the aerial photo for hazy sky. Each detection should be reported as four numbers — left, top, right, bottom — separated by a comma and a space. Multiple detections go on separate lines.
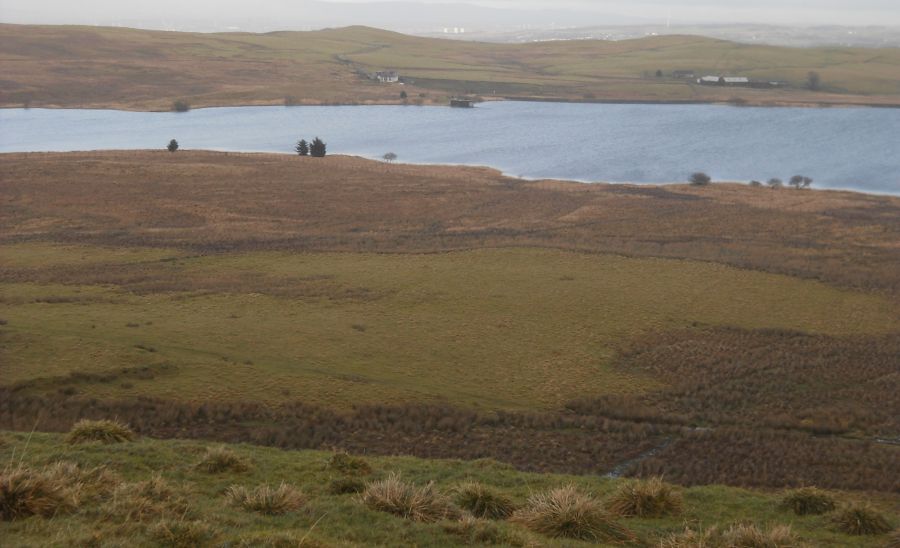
1, 0, 899, 28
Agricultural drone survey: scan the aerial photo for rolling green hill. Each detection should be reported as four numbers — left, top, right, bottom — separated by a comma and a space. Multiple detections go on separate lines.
2, 23, 900, 109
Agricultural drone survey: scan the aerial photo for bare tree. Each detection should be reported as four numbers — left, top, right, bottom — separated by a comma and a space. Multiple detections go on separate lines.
789, 175, 813, 189
768, 178, 783, 189
383, 152, 398, 163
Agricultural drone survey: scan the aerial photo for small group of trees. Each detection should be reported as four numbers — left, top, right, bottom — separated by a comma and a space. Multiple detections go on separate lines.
757, 176, 813, 189
788, 175, 814, 189
295, 137, 327, 157
692, 172, 813, 189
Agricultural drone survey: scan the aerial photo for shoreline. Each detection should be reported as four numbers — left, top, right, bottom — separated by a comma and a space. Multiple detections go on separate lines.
2, 149, 897, 199
5, 94, 900, 112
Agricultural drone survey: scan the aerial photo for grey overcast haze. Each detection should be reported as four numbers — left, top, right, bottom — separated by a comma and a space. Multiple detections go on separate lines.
1, 0, 900, 32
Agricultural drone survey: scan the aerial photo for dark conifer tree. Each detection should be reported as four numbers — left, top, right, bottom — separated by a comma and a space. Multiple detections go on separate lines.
310, 137, 327, 158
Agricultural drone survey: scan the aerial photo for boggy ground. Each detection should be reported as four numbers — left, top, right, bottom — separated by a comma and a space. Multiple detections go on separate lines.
0, 151, 898, 493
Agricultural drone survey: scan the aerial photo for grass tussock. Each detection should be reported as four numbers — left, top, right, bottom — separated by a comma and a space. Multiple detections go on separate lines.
325, 452, 372, 476
195, 446, 252, 474
779, 487, 836, 516
148, 518, 216, 548
453, 481, 516, 520
226, 482, 306, 515
659, 523, 798, 547
101, 474, 190, 522
442, 515, 528, 546
360, 473, 460, 522
831, 503, 893, 536
233, 532, 329, 547
0, 465, 73, 520
607, 476, 683, 518
0, 461, 117, 521
66, 419, 135, 444
328, 477, 366, 495
511, 485, 634, 542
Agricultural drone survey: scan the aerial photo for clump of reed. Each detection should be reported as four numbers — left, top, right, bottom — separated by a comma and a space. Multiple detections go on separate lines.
0, 465, 73, 520
779, 487, 836, 516
232, 531, 329, 547
359, 473, 460, 522
325, 452, 372, 476
226, 483, 306, 515
442, 515, 528, 546
606, 476, 683, 518
659, 523, 798, 547
0, 460, 119, 521
511, 485, 634, 542
831, 503, 892, 536
100, 474, 190, 523
66, 419, 135, 444
195, 446, 252, 474
328, 477, 366, 495
148, 518, 215, 547
453, 481, 516, 520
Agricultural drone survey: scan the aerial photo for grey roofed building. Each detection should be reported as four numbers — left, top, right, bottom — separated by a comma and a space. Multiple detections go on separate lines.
373, 71, 399, 83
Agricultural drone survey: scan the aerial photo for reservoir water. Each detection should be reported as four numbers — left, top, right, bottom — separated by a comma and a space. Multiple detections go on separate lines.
2, 101, 899, 195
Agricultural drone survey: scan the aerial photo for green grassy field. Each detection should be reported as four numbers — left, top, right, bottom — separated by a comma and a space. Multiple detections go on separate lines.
2, 23, 900, 109
2, 243, 895, 410
1, 430, 897, 547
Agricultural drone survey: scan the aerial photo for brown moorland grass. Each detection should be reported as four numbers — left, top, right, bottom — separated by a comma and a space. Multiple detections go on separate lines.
2, 24, 900, 109
6, 381, 897, 492
2, 151, 898, 296
567, 327, 900, 436
1, 152, 898, 493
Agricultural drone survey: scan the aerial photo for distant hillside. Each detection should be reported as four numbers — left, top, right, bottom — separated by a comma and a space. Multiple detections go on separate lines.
2, 23, 900, 109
